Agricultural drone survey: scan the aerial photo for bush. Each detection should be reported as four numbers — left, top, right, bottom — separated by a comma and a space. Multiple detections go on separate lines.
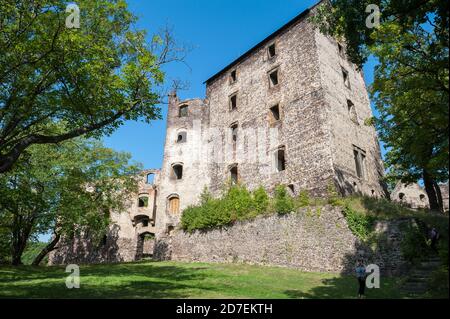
428, 265, 449, 298
327, 182, 344, 206
296, 190, 310, 207
342, 204, 375, 241
400, 222, 430, 263
181, 185, 269, 233
274, 185, 295, 215
253, 186, 269, 214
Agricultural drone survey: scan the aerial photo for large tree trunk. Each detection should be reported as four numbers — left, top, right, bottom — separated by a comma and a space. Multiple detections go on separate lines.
433, 181, 444, 213
11, 214, 34, 266
32, 233, 61, 266
423, 169, 441, 212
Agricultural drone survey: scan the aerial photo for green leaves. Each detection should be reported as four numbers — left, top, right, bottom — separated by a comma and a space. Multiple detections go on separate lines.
0, 136, 141, 263
0, 0, 175, 172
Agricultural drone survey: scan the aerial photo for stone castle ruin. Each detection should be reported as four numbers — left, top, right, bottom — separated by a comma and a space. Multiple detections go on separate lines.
50, 6, 391, 266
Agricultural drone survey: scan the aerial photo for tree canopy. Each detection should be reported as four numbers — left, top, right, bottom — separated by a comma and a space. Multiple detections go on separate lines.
0, 0, 181, 173
0, 137, 140, 265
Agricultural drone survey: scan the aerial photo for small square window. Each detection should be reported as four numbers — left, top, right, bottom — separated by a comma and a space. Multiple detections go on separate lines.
230, 70, 237, 83
230, 93, 237, 111
269, 69, 279, 87
268, 43, 276, 58
179, 105, 188, 117
270, 104, 280, 122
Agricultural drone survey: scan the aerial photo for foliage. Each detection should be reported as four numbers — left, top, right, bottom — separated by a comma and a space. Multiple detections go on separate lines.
0, 0, 185, 173
274, 185, 295, 215
341, 204, 375, 241
21, 242, 49, 265
400, 222, 430, 263
296, 190, 310, 207
182, 185, 273, 233
326, 182, 344, 206
253, 186, 270, 214
428, 265, 449, 298
0, 137, 140, 264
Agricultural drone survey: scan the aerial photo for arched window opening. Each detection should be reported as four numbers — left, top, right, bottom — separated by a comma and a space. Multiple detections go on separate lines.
230, 165, 238, 184
276, 147, 286, 172
168, 196, 180, 215
172, 164, 183, 180
146, 174, 154, 185
399, 193, 405, 200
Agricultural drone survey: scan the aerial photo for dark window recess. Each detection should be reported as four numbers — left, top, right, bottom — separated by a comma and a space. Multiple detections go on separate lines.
230, 94, 237, 110
353, 147, 366, 179
342, 68, 350, 88
276, 148, 286, 172
179, 105, 188, 117
177, 132, 187, 143
230, 70, 237, 83
172, 165, 183, 180
138, 197, 149, 208
230, 166, 238, 184
142, 219, 149, 227
268, 43, 276, 58
269, 69, 279, 87
338, 43, 344, 55
270, 104, 280, 121
231, 124, 238, 142
399, 193, 405, 200
101, 235, 107, 246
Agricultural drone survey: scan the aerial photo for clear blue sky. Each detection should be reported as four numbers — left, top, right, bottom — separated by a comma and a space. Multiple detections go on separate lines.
103, 0, 382, 169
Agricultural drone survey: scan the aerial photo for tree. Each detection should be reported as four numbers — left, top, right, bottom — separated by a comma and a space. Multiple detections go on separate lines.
0, 138, 140, 265
0, 0, 184, 173
312, 0, 449, 211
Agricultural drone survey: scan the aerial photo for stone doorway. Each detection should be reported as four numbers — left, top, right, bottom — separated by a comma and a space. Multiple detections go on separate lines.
135, 232, 155, 260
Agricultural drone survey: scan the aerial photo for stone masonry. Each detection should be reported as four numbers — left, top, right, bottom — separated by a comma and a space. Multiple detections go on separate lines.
49, 4, 391, 266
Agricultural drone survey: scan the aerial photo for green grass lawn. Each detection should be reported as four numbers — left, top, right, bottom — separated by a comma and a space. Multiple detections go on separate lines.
0, 261, 409, 299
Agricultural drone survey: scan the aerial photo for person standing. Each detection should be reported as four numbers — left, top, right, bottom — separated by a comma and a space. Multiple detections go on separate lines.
430, 228, 440, 253
356, 259, 367, 299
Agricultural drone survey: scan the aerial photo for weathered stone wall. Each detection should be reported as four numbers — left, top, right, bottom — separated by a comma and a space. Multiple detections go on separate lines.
315, 29, 387, 197
205, 14, 335, 198
392, 182, 449, 212
155, 206, 408, 275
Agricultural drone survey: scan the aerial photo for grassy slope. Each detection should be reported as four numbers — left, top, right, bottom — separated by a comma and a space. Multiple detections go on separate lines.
0, 261, 406, 299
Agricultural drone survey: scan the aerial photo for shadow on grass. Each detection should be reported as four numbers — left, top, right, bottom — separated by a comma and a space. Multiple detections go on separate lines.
283, 276, 405, 299
0, 262, 214, 299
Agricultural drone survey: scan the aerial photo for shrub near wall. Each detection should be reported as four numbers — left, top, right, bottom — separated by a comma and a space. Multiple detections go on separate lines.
181, 185, 270, 233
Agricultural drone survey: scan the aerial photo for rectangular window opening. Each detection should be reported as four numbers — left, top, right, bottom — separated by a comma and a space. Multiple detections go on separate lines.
269, 69, 279, 87
230, 94, 237, 111
270, 104, 280, 122
268, 43, 276, 58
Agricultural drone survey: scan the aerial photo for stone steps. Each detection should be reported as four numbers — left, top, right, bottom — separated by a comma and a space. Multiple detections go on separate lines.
401, 255, 442, 297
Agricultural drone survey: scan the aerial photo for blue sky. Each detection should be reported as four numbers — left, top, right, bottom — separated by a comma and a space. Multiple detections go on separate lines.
103, 0, 381, 169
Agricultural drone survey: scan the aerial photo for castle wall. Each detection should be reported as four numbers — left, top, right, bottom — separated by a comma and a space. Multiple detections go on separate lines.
154, 96, 211, 236
205, 15, 334, 197
155, 206, 408, 276
315, 31, 387, 197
